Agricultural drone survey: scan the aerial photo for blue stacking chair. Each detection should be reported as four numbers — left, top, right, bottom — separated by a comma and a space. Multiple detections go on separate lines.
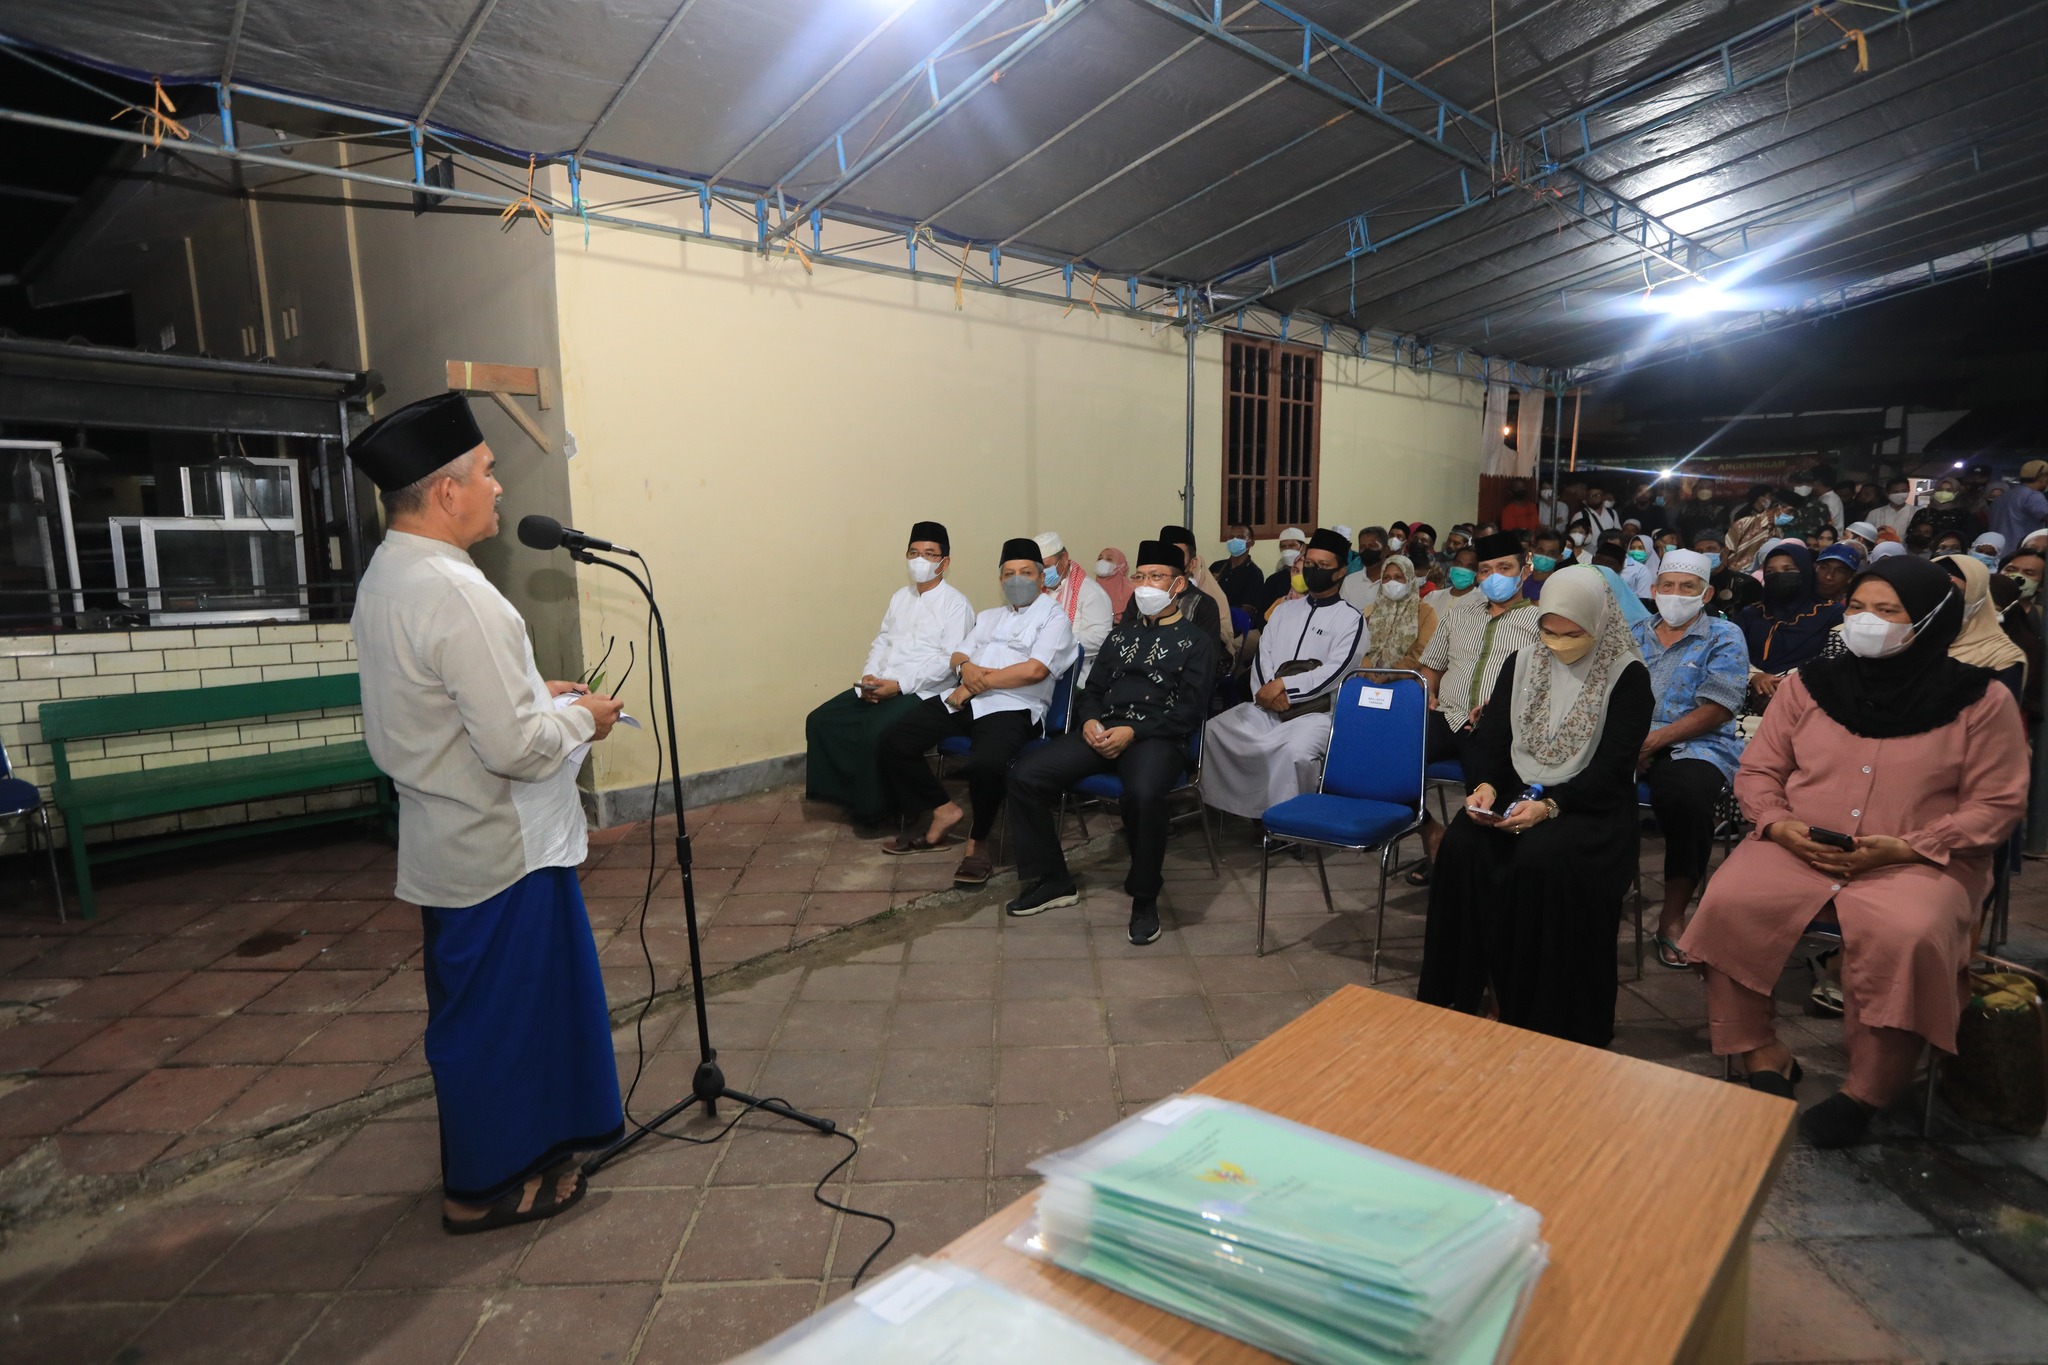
1424, 756, 1465, 822
0, 732, 63, 921
1061, 725, 1219, 875
1255, 670, 1429, 968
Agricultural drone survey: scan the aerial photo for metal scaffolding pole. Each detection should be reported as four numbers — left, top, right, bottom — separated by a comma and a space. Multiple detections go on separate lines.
1182, 311, 1198, 530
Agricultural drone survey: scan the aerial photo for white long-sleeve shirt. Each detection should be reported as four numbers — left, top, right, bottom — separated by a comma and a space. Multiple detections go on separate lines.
1254, 594, 1367, 705
862, 580, 976, 699
352, 531, 595, 907
958, 594, 1077, 723
1051, 574, 1114, 681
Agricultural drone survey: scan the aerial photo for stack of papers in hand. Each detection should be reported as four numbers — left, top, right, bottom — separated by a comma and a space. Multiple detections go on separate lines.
1011, 1094, 1549, 1365
728, 1257, 1147, 1364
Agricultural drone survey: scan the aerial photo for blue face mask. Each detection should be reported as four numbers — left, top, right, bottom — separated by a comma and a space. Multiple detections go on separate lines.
1774, 512, 1795, 526
1480, 571, 1522, 603
1627, 548, 1649, 563
1042, 565, 1061, 590
1531, 554, 1558, 573
1704, 552, 1723, 572
1225, 538, 1248, 558
1973, 551, 2000, 570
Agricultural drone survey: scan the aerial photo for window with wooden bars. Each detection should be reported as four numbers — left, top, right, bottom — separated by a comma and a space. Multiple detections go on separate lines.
1222, 337, 1320, 538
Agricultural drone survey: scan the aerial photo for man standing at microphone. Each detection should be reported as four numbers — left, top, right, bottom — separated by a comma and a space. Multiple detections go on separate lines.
346, 393, 626, 1234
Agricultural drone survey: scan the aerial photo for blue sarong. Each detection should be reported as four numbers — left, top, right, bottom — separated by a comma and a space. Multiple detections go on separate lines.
421, 866, 624, 1203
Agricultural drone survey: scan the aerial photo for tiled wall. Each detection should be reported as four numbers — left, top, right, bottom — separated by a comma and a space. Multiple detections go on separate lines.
0, 624, 372, 857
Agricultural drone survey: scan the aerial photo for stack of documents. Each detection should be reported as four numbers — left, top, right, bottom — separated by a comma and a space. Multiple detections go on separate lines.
1012, 1094, 1548, 1365
730, 1257, 1148, 1364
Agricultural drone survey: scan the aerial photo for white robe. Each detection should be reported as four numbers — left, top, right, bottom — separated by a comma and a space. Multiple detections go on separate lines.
1202, 594, 1366, 819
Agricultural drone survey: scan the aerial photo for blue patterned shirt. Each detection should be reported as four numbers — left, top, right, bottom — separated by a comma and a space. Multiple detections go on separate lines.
1630, 612, 1749, 781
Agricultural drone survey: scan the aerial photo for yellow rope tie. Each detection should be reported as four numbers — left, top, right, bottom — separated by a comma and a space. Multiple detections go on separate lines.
954, 243, 970, 310
499, 155, 554, 235
779, 236, 815, 274
113, 80, 191, 150
1812, 4, 1870, 72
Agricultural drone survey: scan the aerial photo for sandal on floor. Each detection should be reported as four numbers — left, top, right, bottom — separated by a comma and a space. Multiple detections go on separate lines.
952, 854, 994, 885
1404, 859, 1433, 887
442, 1168, 587, 1236
880, 831, 959, 855
1742, 1060, 1803, 1101
1807, 980, 1844, 1017
1653, 934, 1692, 970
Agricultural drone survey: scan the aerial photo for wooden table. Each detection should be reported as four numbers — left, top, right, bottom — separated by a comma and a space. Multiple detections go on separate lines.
938, 985, 1792, 1365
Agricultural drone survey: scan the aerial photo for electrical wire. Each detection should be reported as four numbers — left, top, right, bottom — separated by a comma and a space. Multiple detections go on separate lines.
603, 547, 895, 1287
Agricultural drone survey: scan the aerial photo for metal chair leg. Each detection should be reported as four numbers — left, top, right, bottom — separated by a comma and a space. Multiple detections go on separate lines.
1372, 842, 1391, 984
1922, 1046, 1940, 1139
1312, 849, 1333, 913
1256, 837, 1272, 957
1631, 867, 1645, 982
1195, 801, 1220, 876
37, 807, 65, 923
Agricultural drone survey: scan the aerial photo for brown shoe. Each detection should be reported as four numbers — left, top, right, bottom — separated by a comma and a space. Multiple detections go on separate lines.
952, 854, 994, 885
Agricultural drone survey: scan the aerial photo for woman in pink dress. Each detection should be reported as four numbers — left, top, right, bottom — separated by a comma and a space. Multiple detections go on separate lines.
1680, 555, 2028, 1147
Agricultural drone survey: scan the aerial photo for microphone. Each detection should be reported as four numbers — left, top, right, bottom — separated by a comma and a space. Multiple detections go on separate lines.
518, 514, 629, 555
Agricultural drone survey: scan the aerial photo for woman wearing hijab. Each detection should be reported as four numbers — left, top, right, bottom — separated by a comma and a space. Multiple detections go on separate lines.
1967, 530, 2007, 570
1361, 554, 1437, 671
1418, 565, 1653, 1047
1619, 533, 1659, 601
1093, 547, 1134, 625
1735, 542, 1843, 703
1937, 554, 2028, 701
1680, 557, 2028, 1147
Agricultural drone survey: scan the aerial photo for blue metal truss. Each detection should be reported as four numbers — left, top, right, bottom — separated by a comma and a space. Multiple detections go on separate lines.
1123, 0, 1719, 306
758, 0, 1097, 247
1195, 0, 1958, 309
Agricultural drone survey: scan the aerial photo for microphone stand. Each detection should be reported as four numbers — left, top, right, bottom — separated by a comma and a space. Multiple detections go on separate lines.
572, 547, 835, 1177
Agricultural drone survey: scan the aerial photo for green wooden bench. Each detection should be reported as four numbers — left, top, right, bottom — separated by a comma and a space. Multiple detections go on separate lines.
38, 674, 395, 919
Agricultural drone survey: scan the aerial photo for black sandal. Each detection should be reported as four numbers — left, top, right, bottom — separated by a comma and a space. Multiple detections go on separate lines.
442, 1166, 587, 1236
1404, 859, 1433, 887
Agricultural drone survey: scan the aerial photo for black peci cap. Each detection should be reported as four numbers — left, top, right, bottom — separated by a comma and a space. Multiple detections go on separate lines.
346, 393, 485, 492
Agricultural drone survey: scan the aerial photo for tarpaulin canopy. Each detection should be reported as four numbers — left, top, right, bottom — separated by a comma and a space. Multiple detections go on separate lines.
2, 0, 2042, 372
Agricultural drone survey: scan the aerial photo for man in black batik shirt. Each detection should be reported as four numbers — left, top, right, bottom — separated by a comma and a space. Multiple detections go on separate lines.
1004, 539, 1220, 946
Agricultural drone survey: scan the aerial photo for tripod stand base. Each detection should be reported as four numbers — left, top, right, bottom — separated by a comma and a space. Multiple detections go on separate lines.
581, 1054, 837, 1177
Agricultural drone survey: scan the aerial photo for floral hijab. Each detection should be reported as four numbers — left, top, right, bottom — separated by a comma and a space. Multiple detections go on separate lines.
1509, 565, 1645, 785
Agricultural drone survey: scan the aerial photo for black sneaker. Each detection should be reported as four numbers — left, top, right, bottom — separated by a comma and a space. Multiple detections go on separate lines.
1006, 877, 1079, 917
1127, 898, 1161, 946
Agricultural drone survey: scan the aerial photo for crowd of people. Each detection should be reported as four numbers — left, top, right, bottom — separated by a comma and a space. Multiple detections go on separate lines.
806, 457, 2041, 1147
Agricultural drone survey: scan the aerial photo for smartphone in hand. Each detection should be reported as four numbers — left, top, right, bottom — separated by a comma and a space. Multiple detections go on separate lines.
1806, 826, 1856, 852
1465, 804, 1502, 826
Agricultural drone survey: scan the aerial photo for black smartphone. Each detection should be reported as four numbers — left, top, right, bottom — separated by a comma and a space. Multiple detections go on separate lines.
1806, 826, 1856, 851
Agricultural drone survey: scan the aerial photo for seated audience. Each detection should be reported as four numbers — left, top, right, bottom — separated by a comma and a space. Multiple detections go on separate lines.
1680, 556, 2028, 1147
1677, 481, 1726, 547
1726, 486, 1782, 571
1500, 480, 1540, 533
1630, 550, 1749, 968
1093, 547, 1134, 625
1928, 528, 1969, 559
1523, 530, 1565, 601
1410, 532, 1541, 883
1814, 542, 1864, 601
1362, 554, 1437, 672
1909, 477, 1981, 550
1867, 476, 1916, 537
805, 520, 975, 826
1407, 523, 1439, 564
1937, 554, 2027, 702
1620, 534, 1659, 600
1418, 565, 1653, 1047
1438, 542, 1481, 607
1736, 542, 1843, 703
1997, 547, 2044, 725
1692, 528, 1759, 618
1204, 529, 1367, 819
1967, 530, 2006, 570
1340, 526, 1389, 613
1035, 531, 1113, 678
1843, 521, 1879, 554
1006, 541, 1220, 944
876, 538, 1076, 884
1214, 522, 1267, 612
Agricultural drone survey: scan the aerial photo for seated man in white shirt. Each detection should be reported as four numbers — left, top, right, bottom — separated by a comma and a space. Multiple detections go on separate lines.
805, 520, 976, 829
1203, 528, 1368, 821
876, 537, 1077, 885
1035, 530, 1113, 680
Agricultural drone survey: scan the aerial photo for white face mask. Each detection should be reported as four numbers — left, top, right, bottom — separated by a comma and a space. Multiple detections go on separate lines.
1889, 492, 1909, 507
1841, 610, 1915, 659
1653, 591, 1705, 627
1278, 547, 1302, 567
1131, 585, 1175, 618
1380, 579, 1411, 601
1793, 484, 1814, 497
906, 556, 940, 585
1569, 531, 1586, 545
1386, 537, 1404, 552
1094, 558, 1116, 578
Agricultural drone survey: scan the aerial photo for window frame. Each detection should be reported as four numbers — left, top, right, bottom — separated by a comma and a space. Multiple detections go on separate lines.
1220, 335, 1322, 540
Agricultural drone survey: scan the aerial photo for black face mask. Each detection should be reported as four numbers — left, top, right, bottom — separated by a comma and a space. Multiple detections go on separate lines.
1763, 571, 1804, 601
1302, 565, 1339, 594
1906, 533, 1932, 549
1358, 547, 1383, 568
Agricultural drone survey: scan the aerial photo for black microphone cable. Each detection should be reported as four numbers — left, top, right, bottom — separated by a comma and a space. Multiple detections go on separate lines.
603, 547, 895, 1288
